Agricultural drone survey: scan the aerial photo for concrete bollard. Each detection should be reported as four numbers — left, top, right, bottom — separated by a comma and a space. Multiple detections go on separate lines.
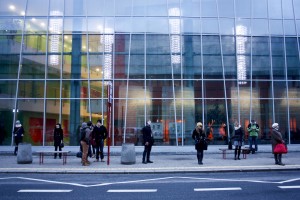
17, 143, 33, 164
121, 143, 136, 165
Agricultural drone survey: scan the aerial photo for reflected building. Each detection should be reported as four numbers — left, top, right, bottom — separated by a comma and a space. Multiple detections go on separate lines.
0, 0, 300, 146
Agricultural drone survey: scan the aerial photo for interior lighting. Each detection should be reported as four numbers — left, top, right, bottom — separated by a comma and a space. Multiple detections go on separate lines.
9, 5, 15, 10
100, 29, 114, 85
49, 11, 62, 66
20, 11, 25, 16
236, 25, 247, 85
169, 8, 181, 64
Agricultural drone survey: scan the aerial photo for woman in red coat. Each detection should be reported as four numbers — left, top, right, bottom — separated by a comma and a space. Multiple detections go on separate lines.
271, 123, 285, 166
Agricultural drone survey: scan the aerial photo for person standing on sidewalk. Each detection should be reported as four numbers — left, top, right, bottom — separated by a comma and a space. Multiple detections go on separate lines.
142, 120, 154, 164
271, 123, 285, 166
247, 119, 260, 154
232, 122, 244, 160
92, 119, 107, 162
192, 122, 207, 165
53, 123, 63, 159
80, 122, 91, 166
13, 120, 24, 155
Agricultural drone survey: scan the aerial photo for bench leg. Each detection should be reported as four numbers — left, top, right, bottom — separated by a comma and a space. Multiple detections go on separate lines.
222, 150, 226, 159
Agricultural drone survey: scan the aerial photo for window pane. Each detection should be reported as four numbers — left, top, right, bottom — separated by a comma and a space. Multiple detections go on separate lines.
217, 0, 234, 17
21, 55, 46, 79
270, 20, 283, 35
27, 0, 49, 16
268, 0, 282, 19
115, 0, 132, 16
0, 54, 20, 79
252, 19, 268, 36
0, 17, 24, 34
65, 0, 86, 16
201, 0, 217, 17
283, 0, 294, 19
252, 0, 267, 18
147, 0, 168, 16
202, 18, 219, 34
235, 0, 251, 18
181, 0, 200, 17
0, 0, 27, 16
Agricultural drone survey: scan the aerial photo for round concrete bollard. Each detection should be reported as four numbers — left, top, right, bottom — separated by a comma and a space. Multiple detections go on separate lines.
17, 143, 33, 164
121, 143, 136, 165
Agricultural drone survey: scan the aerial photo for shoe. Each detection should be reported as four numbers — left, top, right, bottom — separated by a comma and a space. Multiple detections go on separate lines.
54, 157, 57, 159
198, 162, 203, 165
142, 161, 147, 164
238, 158, 241, 160
86, 161, 91, 164
278, 162, 285, 166
147, 160, 153, 163
82, 162, 90, 166
59, 157, 62, 159
101, 159, 105, 162
234, 157, 237, 160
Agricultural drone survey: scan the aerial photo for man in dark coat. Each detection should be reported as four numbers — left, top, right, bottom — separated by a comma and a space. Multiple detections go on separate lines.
92, 119, 107, 162
53, 123, 63, 159
142, 120, 154, 164
13, 120, 24, 155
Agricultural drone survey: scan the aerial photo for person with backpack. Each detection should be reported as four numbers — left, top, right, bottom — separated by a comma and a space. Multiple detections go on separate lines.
80, 122, 92, 166
92, 119, 107, 162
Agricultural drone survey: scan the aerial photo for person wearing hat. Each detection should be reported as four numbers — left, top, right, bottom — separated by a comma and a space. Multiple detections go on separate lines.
192, 122, 207, 165
91, 119, 107, 162
247, 119, 260, 154
271, 123, 285, 166
53, 123, 63, 159
13, 120, 25, 155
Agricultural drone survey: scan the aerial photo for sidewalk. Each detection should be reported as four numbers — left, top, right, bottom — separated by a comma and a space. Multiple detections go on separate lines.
0, 144, 299, 174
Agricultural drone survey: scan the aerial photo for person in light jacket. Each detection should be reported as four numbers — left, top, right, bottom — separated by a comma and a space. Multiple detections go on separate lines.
271, 123, 285, 166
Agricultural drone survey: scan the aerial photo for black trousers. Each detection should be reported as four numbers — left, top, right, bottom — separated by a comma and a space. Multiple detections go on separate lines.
142, 145, 152, 162
54, 145, 62, 158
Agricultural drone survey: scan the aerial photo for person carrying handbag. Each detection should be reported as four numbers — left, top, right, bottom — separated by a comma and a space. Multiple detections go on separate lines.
13, 120, 24, 155
53, 123, 63, 159
271, 123, 285, 166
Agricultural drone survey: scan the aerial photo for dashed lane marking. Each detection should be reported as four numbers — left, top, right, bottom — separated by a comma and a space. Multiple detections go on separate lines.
107, 189, 157, 193
278, 186, 300, 189
194, 187, 242, 191
18, 189, 72, 193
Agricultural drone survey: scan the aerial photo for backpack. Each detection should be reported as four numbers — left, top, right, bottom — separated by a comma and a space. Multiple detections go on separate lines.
80, 128, 86, 142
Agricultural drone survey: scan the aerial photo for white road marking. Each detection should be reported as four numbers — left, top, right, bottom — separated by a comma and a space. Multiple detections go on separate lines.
1, 176, 300, 188
18, 189, 72, 193
194, 187, 242, 192
278, 186, 300, 189
107, 189, 157, 193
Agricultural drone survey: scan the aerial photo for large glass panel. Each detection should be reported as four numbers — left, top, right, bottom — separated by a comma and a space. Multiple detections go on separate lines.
282, 0, 294, 19
284, 20, 296, 35
115, 17, 132, 33
18, 99, 44, 145
147, 0, 167, 16
20, 55, 45, 79
87, 0, 104, 16
0, 99, 14, 145
289, 98, 300, 144
62, 54, 88, 79
47, 55, 62, 79
45, 99, 61, 145
0, 0, 27, 16
182, 18, 201, 34
46, 81, 60, 98
64, 17, 87, 34
132, 0, 146, 16
0, 17, 24, 35
271, 37, 285, 79
131, 17, 146, 33
273, 81, 287, 98
204, 99, 227, 144
23, 35, 47, 53
252, 19, 268, 36
270, 20, 283, 35
201, 0, 217, 17
252, 0, 267, 18
24, 17, 48, 34
61, 80, 89, 99
182, 35, 202, 79
115, 0, 132, 16
294, 0, 300, 19
183, 99, 198, 145
50, 0, 64, 16
18, 80, 44, 98
236, 19, 251, 35
235, 0, 251, 18
147, 18, 168, 33
0, 54, 20, 79
89, 54, 103, 79
203, 81, 225, 98
252, 37, 271, 79
146, 80, 175, 99
219, 18, 234, 35
27, 0, 49, 16
0, 81, 16, 98
202, 18, 219, 34
217, 0, 234, 17
274, 99, 289, 140
268, 0, 282, 19
65, 0, 86, 16
181, 0, 200, 17
87, 18, 104, 34
286, 38, 300, 80
222, 36, 236, 78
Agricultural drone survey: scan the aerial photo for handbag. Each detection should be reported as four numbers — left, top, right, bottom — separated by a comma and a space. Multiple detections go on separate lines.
59, 142, 64, 148
76, 151, 82, 158
274, 143, 288, 154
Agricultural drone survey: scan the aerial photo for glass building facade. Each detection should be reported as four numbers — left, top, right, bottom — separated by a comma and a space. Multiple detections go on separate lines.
1, 0, 300, 146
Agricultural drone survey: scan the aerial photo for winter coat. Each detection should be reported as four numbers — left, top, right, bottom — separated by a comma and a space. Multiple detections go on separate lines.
247, 123, 260, 137
271, 128, 284, 154
142, 125, 154, 145
13, 126, 24, 143
192, 128, 206, 151
53, 127, 63, 147
80, 122, 91, 144
92, 125, 107, 145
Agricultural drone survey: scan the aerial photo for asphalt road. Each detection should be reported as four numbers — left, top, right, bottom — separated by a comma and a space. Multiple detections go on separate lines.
1, 171, 300, 200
